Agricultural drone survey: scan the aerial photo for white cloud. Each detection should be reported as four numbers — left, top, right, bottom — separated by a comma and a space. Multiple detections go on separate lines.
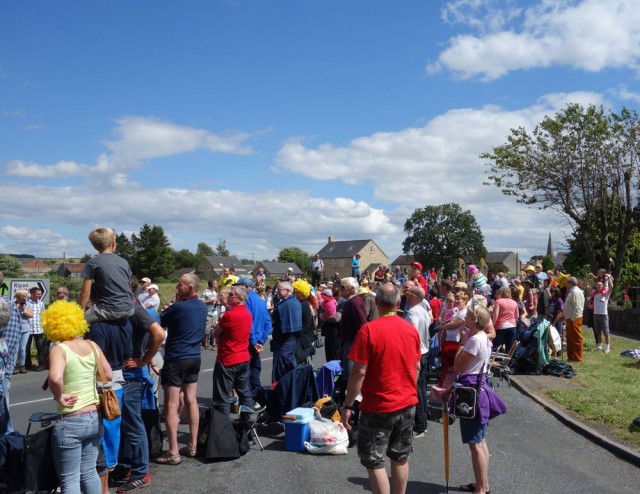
5, 160, 92, 178
105, 116, 253, 160
276, 91, 605, 206
614, 84, 640, 104
429, 0, 640, 80
0, 226, 84, 257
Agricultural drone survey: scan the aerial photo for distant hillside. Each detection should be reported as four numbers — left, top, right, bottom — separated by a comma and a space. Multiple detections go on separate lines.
1, 253, 36, 258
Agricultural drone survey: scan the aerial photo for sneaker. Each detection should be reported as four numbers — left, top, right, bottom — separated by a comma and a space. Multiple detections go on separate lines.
116, 473, 151, 493
596, 344, 603, 351
413, 430, 426, 438
605, 346, 611, 354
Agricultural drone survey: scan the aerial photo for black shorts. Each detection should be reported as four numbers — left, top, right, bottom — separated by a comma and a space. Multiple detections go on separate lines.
161, 357, 201, 387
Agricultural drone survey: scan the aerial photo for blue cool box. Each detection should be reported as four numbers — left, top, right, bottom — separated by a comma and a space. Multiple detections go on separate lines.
283, 407, 314, 452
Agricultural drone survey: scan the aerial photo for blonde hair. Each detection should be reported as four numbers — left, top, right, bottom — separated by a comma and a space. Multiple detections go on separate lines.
497, 286, 512, 299
15, 289, 29, 300
42, 300, 89, 342
88, 227, 116, 252
468, 304, 491, 330
445, 292, 455, 303
455, 291, 469, 303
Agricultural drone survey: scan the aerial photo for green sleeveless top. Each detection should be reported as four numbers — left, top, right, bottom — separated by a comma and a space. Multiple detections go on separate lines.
57, 342, 99, 415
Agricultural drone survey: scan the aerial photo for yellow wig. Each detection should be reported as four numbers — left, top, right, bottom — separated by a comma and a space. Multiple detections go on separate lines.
292, 279, 311, 298
556, 272, 570, 288
41, 300, 89, 342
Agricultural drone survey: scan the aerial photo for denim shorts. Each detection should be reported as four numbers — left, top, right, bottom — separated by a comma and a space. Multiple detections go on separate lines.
459, 416, 487, 444
357, 406, 415, 469
161, 358, 201, 387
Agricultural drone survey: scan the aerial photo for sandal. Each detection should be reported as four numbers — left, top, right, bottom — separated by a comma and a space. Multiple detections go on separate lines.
179, 446, 197, 458
155, 453, 182, 465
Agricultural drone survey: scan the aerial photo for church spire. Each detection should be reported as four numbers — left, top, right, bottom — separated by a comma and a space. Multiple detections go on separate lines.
547, 233, 553, 258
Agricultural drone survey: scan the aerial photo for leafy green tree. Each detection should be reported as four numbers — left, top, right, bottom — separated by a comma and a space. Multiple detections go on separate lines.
79, 253, 92, 263
115, 232, 136, 265
46, 273, 83, 301
541, 255, 555, 272
402, 203, 486, 277
197, 242, 214, 257
215, 239, 230, 257
483, 104, 640, 285
278, 247, 312, 276
131, 224, 176, 279
174, 248, 199, 269
0, 255, 25, 277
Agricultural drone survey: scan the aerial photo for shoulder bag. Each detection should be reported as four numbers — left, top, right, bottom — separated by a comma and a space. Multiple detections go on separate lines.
90, 342, 121, 420
451, 366, 485, 420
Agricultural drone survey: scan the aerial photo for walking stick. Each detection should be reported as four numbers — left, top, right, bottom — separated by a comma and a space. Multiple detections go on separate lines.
443, 401, 450, 494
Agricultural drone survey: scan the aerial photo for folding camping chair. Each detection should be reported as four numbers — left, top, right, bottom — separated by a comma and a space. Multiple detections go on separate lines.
488, 340, 519, 387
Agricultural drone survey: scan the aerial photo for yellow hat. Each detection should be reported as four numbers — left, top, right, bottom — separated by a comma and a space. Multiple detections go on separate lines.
292, 279, 311, 298
525, 265, 535, 272
358, 287, 370, 295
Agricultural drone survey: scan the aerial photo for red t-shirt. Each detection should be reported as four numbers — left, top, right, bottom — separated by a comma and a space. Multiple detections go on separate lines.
429, 297, 442, 321
348, 315, 421, 414
412, 275, 427, 292
217, 304, 252, 366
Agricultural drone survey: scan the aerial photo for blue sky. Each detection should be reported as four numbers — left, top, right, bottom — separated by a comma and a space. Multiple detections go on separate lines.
1, 0, 639, 265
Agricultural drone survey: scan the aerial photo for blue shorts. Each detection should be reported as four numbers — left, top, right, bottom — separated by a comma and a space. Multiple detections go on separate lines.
459, 416, 487, 444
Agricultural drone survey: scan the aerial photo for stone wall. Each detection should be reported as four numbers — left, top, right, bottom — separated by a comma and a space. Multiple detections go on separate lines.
608, 308, 640, 339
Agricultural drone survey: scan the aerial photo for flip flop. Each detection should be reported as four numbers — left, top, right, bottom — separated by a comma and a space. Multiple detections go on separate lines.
460, 483, 475, 492
179, 446, 197, 458
155, 453, 182, 465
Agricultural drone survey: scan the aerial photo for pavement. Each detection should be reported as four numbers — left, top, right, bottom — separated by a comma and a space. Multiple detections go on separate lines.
510, 373, 640, 468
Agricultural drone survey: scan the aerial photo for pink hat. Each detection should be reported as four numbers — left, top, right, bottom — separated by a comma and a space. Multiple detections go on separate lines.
467, 264, 479, 275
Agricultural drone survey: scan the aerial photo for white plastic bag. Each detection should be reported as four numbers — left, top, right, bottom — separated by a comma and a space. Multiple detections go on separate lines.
305, 409, 349, 455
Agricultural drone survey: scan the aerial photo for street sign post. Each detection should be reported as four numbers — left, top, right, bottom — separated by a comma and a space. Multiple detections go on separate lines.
7, 278, 51, 305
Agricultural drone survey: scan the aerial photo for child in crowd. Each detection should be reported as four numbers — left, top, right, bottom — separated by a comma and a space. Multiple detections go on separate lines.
78, 227, 134, 323
439, 292, 458, 325
321, 288, 337, 318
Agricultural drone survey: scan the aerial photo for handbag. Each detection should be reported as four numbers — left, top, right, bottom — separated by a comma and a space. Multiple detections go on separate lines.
90, 342, 121, 420
451, 367, 484, 420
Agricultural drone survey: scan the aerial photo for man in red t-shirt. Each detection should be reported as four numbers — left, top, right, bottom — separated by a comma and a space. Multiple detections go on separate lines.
212, 285, 254, 417
342, 284, 421, 494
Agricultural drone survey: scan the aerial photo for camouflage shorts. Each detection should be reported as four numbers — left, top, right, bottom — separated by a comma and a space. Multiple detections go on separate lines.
357, 406, 415, 469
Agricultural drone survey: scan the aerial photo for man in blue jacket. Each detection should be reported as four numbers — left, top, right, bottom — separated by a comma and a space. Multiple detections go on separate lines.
234, 278, 272, 401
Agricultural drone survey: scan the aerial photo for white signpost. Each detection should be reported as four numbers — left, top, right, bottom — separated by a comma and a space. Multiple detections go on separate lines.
7, 278, 51, 305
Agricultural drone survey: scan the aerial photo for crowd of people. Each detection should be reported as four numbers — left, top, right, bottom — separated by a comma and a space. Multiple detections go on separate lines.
0, 240, 619, 494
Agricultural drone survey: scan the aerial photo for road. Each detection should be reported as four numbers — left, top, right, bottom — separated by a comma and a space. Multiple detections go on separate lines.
9, 346, 639, 494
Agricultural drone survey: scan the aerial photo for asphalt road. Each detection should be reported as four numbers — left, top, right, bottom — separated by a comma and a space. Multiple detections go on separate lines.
8, 346, 640, 494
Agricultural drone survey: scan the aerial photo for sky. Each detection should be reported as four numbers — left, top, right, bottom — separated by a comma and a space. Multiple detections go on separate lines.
1, 0, 640, 265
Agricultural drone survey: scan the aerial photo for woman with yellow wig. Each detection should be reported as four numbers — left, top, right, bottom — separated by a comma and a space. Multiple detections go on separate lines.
42, 300, 112, 494
292, 280, 317, 365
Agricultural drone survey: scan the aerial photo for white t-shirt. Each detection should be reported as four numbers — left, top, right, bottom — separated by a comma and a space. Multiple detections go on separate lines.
445, 308, 466, 342
407, 304, 432, 355
593, 291, 610, 315
460, 331, 491, 375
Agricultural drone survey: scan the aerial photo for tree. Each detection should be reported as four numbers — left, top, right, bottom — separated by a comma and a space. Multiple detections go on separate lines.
174, 248, 199, 269
130, 224, 176, 279
278, 247, 312, 276
0, 255, 25, 277
402, 203, 486, 277
483, 103, 640, 285
196, 242, 214, 257
79, 253, 93, 263
115, 233, 136, 265
215, 239, 230, 257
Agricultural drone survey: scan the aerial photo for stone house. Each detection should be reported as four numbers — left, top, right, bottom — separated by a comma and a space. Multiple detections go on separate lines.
196, 256, 248, 281
486, 252, 519, 276
21, 259, 52, 276
316, 237, 388, 281
253, 262, 303, 280
56, 263, 86, 279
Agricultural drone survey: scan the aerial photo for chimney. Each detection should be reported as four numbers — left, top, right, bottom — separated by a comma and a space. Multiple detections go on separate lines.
328, 232, 333, 243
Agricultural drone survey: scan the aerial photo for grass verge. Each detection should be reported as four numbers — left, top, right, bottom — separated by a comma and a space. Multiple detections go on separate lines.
544, 330, 640, 449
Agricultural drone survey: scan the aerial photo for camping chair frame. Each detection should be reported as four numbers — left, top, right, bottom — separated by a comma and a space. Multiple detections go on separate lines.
489, 340, 519, 387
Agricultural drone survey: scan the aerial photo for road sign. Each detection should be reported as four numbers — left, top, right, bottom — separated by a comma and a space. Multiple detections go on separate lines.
7, 278, 50, 305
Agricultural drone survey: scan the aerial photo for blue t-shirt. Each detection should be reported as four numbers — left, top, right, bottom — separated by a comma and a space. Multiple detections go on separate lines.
161, 297, 207, 361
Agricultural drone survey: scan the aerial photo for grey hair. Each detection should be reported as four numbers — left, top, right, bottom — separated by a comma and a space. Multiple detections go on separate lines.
231, 285, 248, 303
342, 277, 359, 292
15, 289, 29, 300
567, 276, 578, 287
0, 298, 10, 328
183, 273, 201, 290
278, 281, 293, 292
468, 304, 491, 330
376, 283, 401, 308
